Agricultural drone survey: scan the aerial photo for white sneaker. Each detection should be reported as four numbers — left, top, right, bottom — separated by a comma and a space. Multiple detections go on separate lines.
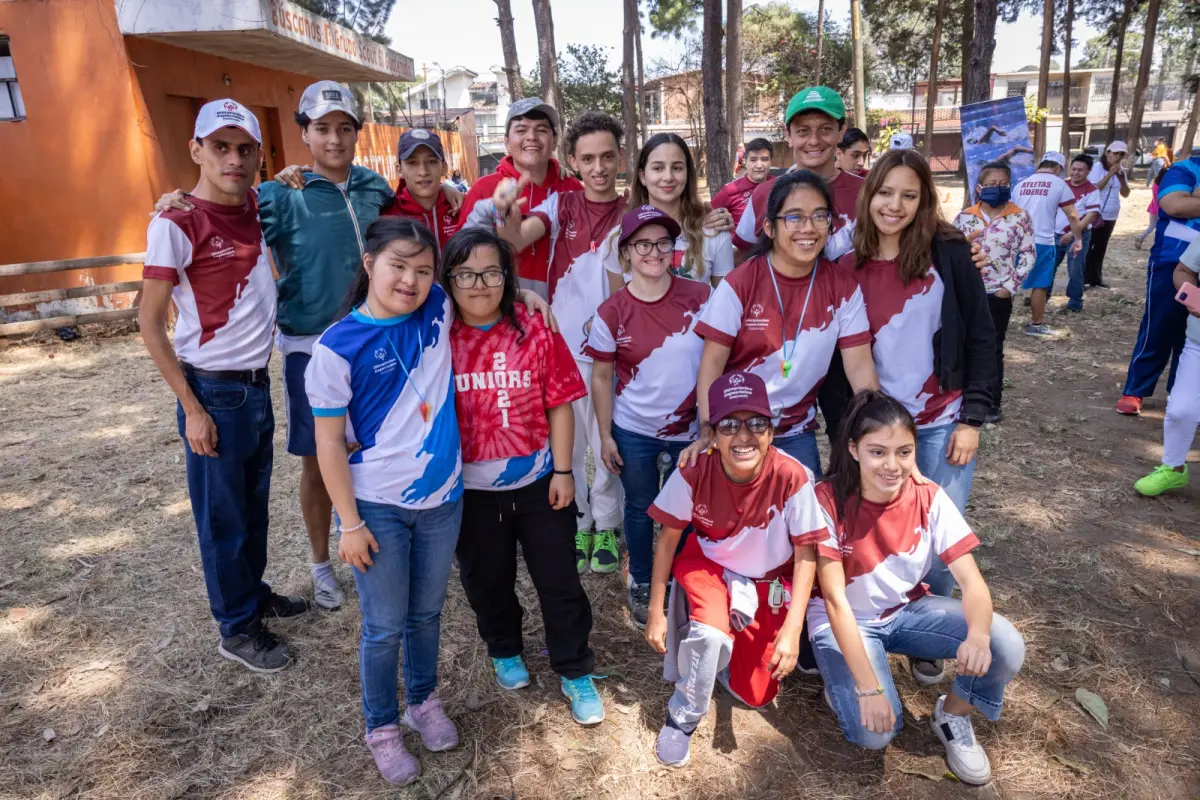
930, 695, 992, 785
312, 572, 345, 610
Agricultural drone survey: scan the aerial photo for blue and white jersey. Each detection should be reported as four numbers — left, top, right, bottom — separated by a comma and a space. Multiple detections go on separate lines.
305, 283, 463, 510
462, 440, 553, 491
1153, 157, 1200, 266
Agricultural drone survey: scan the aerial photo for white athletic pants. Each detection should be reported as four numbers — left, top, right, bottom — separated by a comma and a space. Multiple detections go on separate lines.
1162, 338, 1200, 468
571, 359, 624, 531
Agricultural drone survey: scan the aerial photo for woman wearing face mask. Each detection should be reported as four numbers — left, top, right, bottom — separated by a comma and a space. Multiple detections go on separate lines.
587, 206, 712, 628
809, 390, 1025, 786
847, 149, 995, 684
687, 170, 879, 475
605, 132, 734, 290
644, 371, 829, 768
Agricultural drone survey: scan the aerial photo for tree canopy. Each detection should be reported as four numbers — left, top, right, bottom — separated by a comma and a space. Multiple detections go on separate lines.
292, 0, 397, 43
524, 44, 623, 122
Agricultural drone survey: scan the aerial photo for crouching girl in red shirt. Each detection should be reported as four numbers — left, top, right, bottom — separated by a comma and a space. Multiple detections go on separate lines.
442, 227, 605, 726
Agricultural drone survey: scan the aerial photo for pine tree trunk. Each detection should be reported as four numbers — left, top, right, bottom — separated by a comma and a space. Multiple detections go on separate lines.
1125, 0, 1161, 154
850, 0, 866, 128
1035, 0, 1054, 156
1181, 81, 1200, 157
922, 0, 946, 159
702, 0, 731, 189
622, 0, 640, 177
636, 11, 646, 151
1060, 0, 1073, 154
1106, 0, 1132, 141
531, 0, 561, 111
493, 0, 524, 101
960, 0, 982, 205
726, 0, 743, 168
814, 0, 825, 85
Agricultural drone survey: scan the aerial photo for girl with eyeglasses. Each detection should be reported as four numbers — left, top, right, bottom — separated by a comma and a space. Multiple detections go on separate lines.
585, 206, 713, 628
441, 227, 606, 727
689, 170, 880, 476
643, 371, 830, 767
605, 132, 734, 291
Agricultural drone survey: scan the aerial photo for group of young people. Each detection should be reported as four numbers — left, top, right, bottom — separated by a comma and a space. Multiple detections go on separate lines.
140, 79, 1029, 787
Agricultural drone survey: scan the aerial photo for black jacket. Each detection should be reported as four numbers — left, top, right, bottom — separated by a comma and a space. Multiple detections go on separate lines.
930, 234, 997, 423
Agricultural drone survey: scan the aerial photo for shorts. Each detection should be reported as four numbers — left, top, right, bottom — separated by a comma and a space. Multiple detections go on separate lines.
1021, 244, 1058, 291
283, 352, 317, 457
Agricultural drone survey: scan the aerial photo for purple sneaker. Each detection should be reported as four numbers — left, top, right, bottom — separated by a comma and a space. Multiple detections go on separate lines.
364, 723, 420, 785
401, 692, 459, 752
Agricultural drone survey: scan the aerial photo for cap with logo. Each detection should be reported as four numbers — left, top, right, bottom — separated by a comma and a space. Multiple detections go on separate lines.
505, 97, 560, 136
784, 86, 846, 128
618, 205, 682, 248
298, 80, 360, 124
194, 98, 262, 144
889, 132, 915, 150
1105, 140, 1128, 153
1040, 151, 1067, 169
708, 371, 773, 425
397, 128, 446, 162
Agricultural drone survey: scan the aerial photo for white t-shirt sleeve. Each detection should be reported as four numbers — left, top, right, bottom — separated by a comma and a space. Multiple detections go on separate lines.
706, 230, 735, 278
304, 341, 353, 416
735, 200, 758, 244
1056, 177, 1077, 208
602, 228, 624, 275
694, 278, 744, 346
648, 467, 695, 530
530, 192, 562, 239
785, 480, 833, 546
143, 216, 193, 283
825, 219, 856, 261
928, 487, 978, 563
835, 283, 870, 349
1181, 238, 1200, 273
584, 311, 618, 361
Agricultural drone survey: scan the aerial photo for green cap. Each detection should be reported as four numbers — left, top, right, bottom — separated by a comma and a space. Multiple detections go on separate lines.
784, 86, 846, 127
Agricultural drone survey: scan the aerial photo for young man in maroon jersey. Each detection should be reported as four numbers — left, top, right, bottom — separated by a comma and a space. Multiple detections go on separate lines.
139, 100, 309, 674
710, 138, 774, 227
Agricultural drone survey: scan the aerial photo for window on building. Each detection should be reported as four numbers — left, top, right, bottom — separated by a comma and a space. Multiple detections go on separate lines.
0, 37, 26, 121
644, 91, 662, 126
1005, 81, 1028, 98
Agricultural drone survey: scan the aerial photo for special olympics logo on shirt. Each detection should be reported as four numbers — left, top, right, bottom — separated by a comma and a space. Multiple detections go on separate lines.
211, 236, 225, 250
374, 348, 387, 361
750, 303, 764, 317
746, 301, 770, 331
564, 219, 578, 239
616, 325, 625, 337
209, 236, 235, 259
693, 503, 713, 526
695, 504, 708, 517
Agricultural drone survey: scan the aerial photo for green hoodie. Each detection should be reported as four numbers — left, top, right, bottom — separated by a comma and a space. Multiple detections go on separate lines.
257, 164, 394, 336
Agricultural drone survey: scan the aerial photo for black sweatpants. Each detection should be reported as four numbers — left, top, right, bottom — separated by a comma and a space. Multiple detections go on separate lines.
1085, 219, 1114, 286
457, 473, 595, 679
986, 292, 1013, 410
818, 350, 852, 446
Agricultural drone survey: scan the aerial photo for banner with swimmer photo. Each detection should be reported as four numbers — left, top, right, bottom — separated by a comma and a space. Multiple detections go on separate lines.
960, 96, 1037, 202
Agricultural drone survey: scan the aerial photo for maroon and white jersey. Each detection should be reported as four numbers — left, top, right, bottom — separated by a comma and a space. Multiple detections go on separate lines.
585, 277, 711, 440
143, 196, 275, 371
528, 191, 626, 361
806, 477, 979, 632
1012, 172, 1077, 246
648, 447, 829, 578
855, 258, 961, 428
734, 169, 864, 258
694, 256, 870, 436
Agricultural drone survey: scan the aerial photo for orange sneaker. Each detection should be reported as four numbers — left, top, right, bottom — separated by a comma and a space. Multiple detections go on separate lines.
1116, 395, 1142, 415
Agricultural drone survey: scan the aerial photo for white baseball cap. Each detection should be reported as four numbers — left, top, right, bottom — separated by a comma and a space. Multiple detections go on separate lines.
194, 98, 262, 144
889, 132, 914, 150
1040, 151, 1067, 169
298, 80, 360, 124
1106, 140, 1128, 153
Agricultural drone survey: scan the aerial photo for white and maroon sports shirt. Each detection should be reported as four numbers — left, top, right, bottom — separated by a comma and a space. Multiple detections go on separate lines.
649, 447, 830, 578
806, 477, 979, 633
585, 277, 711, 440
450, 305, 587, 490
1056, 180, 1101, 233
143, 196, 276, 371
853, 257, 962, 428
734, 169, 864, 258
1011, 172, 1077, 246
694, 255, 870, 436
528, 191, 626, 361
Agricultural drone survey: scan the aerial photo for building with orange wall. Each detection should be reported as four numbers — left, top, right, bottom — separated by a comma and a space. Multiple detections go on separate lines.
0, 0, 415, 318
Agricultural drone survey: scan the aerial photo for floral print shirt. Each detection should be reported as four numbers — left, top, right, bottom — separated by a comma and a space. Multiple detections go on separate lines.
952, 202, 1036, 296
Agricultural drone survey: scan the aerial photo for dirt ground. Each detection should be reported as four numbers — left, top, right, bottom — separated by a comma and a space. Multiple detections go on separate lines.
2, 182, 1199, 800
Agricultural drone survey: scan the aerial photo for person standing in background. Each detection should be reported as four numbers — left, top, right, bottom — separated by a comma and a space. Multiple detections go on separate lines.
1085, 141, 1130, 290
1052, 154, 1101, 314
711, 138, 775, 228
836, 128, 872, 177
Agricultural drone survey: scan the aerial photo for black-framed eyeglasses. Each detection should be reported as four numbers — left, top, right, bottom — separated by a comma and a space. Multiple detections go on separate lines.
628, 238, 675, 256
774, 211, 832, 231
716, 416, 772, 436
450, 269, 505, 289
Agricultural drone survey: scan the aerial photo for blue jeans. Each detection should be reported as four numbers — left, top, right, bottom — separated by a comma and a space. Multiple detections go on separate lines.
352, 497, 463, 731
775, 430, 822, 476
917, 423, 976, 596
1053, 228, 1091, 310
811, 595, 1025, 749
611, 424, 689, 584
176, 375, 274, 639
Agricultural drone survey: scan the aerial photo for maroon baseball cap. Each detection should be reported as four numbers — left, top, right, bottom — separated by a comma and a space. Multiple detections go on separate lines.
617, 205, 682, 248
708, 371, 773, 424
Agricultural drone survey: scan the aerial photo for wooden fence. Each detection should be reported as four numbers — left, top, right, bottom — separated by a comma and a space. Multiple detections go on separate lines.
0, 254, 145, 336
352, 121, 479, 187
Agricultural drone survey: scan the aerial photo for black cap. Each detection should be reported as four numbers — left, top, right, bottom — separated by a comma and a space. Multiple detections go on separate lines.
397, 129, 446, 162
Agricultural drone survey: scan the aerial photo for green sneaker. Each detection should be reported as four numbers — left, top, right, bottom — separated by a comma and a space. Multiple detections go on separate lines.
574, 530, 593, 574
1134, 464, 1188, 497
590, 529, 619, 574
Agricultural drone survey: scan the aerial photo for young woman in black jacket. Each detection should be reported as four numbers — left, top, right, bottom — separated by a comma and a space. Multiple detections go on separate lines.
846, 148, 996, 601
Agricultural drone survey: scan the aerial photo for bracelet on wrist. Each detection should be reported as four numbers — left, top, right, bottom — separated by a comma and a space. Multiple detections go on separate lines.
553, 468, 574, 476
339, 519, 367, 534
855, 685, 885, 698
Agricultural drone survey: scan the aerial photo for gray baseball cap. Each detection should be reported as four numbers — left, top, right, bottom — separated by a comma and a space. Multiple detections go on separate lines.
505, 97, 559, 135
298, 80, 360, 124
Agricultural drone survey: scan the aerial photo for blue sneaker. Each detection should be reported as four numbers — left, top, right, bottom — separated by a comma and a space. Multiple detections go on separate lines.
492, 656, 530, 690
561, 675, 605, 725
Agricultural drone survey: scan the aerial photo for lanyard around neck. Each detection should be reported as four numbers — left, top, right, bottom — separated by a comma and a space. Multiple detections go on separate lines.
765, 254, 819, 379
361, 304, 431, 423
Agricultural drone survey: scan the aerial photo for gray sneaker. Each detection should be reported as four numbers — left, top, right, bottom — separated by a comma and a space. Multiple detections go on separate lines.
909, 657, 947, 686
1023, 322, 1057, 339
218, 622, 291, 673
626, 577, 651, 629
655, 721, 693, 767
263, 593, 311, 620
